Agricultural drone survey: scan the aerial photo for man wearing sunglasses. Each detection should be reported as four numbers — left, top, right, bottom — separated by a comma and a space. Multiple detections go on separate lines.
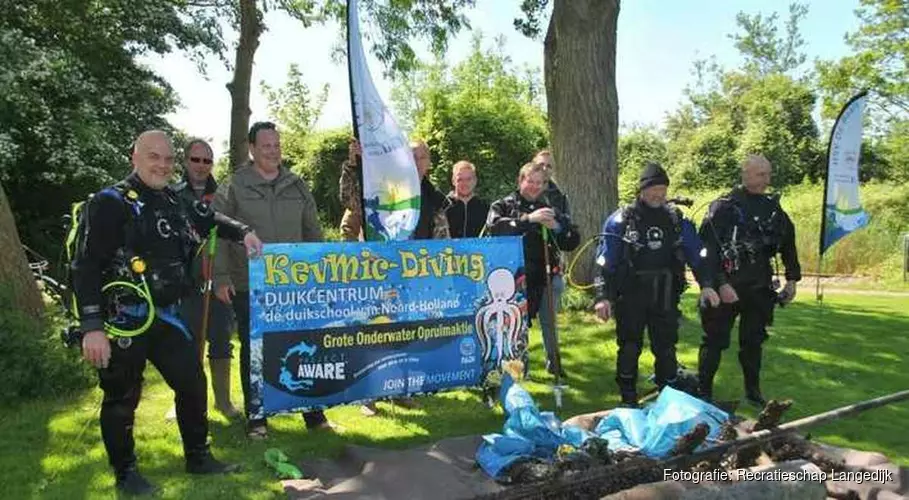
184, 141, 216, 197
170, 140, 241, 421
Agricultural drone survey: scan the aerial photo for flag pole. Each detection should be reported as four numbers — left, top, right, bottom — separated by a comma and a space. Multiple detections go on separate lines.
346, 0, 368, 241
817, 89, 869, 304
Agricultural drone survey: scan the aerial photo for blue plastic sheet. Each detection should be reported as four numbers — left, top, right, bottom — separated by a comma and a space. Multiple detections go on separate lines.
476, 381, 729, 480
594, 387, 729, 458
476, 373, 586, 479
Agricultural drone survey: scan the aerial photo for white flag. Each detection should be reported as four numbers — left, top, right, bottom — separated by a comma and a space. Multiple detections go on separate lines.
821, 90, 870, 254
347, 0, 421, 241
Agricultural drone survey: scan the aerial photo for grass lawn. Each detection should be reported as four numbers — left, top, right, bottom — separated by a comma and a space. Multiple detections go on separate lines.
2, 291, 908, 499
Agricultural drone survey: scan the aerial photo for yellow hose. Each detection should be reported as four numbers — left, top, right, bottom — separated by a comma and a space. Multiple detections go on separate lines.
101, 275, 156, 337
481, 218, 603, 291
565, 236, 602, 290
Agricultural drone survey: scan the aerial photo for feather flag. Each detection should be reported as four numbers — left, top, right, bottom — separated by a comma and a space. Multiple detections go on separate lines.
820, 90, 870, 255
347, 0, 421, 241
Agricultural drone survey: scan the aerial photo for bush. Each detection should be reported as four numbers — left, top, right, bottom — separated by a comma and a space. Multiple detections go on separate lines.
291, 127, 350, 231
782, 181, 909, 282
321, 225, 343, 243
0, 287, 94, 405
394, 34, 550, 204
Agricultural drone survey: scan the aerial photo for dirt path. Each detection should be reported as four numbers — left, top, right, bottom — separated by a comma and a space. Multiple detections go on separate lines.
682, 273, 909, 297
810, 275, 909, 296
815, 287, 909, 297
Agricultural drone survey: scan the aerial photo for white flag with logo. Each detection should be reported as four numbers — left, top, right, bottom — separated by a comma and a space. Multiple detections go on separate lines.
821, 90, 870, 254
347, 0, 421, 241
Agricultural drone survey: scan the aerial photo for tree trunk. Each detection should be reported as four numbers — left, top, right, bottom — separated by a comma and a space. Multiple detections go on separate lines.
227, 0, 263, 171
0, 180, 44, 320
545, 0, 620, 286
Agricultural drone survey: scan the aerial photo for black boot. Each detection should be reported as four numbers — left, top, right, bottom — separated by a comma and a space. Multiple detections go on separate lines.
115, 467, 157, 496
618, 390, 640, 408
303, 409, 334, 430
739, 349, 766, 408
744, 390, 766, 408
186, 449, 242, 475
697, 371, 714, 402
616, 373, 639, 408
697, 346, 722, 402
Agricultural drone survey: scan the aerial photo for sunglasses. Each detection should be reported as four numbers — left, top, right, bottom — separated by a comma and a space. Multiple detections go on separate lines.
189, 156, 213, 165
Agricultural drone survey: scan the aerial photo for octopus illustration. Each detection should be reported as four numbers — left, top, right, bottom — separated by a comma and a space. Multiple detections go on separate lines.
475, 268, 526, 369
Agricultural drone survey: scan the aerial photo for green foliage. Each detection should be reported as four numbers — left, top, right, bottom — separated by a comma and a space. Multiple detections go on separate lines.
729, 2, 808, 77
617, 126, 669, 204
666, 111, 741, 191
0, 287, 94, 405
321, 225, 345, 243
272, 0, 477, 77
262, 64, 329, 163
815, 0, 909, 182
815, 0, 909, 126
513, 0, 551, 39
663, 4, 821, 191
392, 33, 549, 201
293, 128, 351, 231
212, 155, 233, 184
644, 1, 906, 193
559, 286, 595, 312
1, 1, 225, 266
341, 0, 477, 77
875, 119, 909, 182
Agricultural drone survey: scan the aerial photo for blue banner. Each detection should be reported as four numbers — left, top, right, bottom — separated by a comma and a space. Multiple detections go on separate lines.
247, 237, 529, 418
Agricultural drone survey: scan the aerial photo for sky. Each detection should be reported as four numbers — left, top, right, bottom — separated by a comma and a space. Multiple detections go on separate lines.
140, 0, 862, 159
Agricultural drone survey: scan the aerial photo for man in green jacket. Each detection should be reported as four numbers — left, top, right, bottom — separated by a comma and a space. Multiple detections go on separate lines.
213, 121, 332, 439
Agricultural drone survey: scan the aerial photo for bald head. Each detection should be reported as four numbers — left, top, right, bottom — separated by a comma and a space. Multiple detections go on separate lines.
132, 130, 175, 189
741, 154, 772, 194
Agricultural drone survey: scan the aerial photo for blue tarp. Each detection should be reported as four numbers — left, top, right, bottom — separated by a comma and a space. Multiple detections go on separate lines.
594, 387, 730, 458
476, 378, 730, 480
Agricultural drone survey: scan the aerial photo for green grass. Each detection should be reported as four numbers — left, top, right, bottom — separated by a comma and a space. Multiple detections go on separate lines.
2, 292, 908, 499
